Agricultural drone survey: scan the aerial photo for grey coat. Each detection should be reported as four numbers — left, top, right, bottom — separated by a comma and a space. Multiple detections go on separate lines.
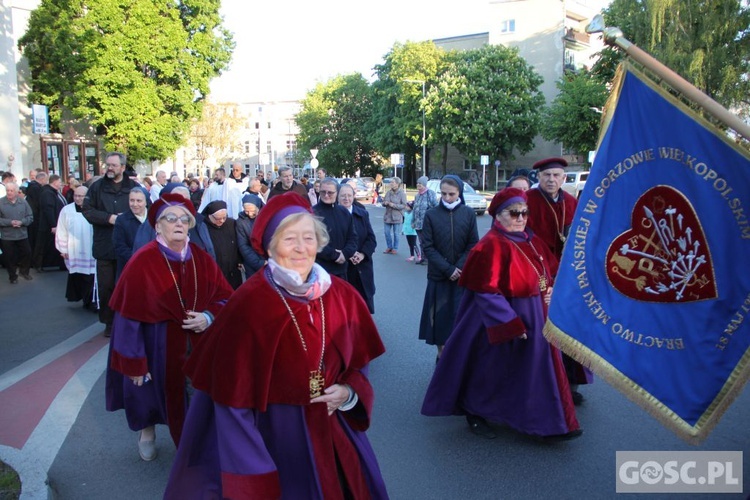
0, 197, 34, 240
383, 188, 407, 224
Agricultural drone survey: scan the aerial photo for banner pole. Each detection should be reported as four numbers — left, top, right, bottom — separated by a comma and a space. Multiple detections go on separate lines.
587, 16, 750, 142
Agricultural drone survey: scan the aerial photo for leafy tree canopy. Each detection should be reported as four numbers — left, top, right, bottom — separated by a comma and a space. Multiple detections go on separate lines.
541, 70, 609, 159
367, 41, 448, 180
592, 0, 750, 111
19, 0, 234, 162
426, 44, 545, 164
296, 73, 380, 177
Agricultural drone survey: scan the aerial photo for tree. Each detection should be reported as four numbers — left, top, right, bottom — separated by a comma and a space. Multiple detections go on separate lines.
296, 73, 380, 177
368, 41, 448, 182
541, 71, 609, 160
592, 0, 750, 112
426, 45, 545, 169
185, 102, 244, 172
19, 0, 234, 161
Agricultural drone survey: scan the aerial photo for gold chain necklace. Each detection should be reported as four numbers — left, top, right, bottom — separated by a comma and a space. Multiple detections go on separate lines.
506, 237, 549, 292
162, 251, 198, 318
271, 283, 326, 398
540, 191, 567, 243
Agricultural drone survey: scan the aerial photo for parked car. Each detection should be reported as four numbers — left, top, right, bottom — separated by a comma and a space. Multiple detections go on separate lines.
562, 170, 588, 199
426, 179, 487, 216
336, 178, 374, 201
530, 169, 589, 199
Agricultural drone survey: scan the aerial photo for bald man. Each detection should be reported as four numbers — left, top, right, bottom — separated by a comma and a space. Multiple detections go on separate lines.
56, 186, 96, 309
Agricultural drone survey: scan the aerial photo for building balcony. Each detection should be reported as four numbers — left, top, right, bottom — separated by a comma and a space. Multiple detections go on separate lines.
564, 28, 590, 47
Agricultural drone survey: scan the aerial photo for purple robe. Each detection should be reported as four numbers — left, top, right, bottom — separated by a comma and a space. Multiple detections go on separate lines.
164, 391, 388, 499
421, 225, 579, 437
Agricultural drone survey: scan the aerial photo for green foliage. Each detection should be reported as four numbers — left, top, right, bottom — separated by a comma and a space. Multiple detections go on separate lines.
426, 44, 545, 165
367, 41, 448, 180
592, 0, 750, 110
541, 71, 609, 159
19, 0, 234, 162
296, 74, 379, 177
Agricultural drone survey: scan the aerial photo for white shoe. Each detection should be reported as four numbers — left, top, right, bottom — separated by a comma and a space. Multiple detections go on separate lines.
138, 431, 157, 461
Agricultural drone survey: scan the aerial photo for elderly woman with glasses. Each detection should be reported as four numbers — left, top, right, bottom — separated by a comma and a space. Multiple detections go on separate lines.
106, 193, 233, 461
421, 188, 582, 442
312, 178, 357, 280
165, 193, 388, 499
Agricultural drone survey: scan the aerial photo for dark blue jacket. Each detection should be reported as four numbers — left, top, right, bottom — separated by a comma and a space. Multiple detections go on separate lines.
313, 201, 358, 278
346, 202, 377, 312
235, 212, 265, 278
422, 202, 478, 282
112, 210, 145, 278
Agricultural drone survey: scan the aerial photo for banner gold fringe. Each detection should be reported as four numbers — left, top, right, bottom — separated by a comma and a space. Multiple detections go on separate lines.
552, 61, 750, 444
545, 318, 750, 444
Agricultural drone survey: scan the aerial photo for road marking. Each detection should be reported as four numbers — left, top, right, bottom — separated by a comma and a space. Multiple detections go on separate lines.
0, 322, 107, 500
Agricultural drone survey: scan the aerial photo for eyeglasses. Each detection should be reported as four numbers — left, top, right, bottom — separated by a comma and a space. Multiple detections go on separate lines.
503, 209, 529, 219
320, 190, 337, 196
209, 213, 228, 222
160, 214, 191, 224
105, 163, 121, 168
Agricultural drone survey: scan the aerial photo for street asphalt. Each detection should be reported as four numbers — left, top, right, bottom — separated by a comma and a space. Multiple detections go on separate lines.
1, 204, 748, 499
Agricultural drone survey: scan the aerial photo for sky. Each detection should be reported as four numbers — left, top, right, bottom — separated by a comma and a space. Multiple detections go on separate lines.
209, 0, 496, 103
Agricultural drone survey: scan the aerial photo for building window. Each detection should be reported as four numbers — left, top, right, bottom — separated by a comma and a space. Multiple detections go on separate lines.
244, 140, 250, 154
500, 19, 515, 34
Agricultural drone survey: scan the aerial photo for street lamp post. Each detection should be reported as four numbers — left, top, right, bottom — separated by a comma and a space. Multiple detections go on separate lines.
403, 79, 427, 178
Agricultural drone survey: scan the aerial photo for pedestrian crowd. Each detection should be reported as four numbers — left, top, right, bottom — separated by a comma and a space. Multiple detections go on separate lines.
0, 154, 589, 498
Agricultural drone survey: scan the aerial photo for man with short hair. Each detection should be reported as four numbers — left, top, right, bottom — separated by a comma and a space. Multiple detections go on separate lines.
82, 152, 138, 337
150, 170, 167, 202
33, 174, 67, 270
0, 182, 34, 283
198, 167, 242, 219
228, 162, 247, 182
526, 157, 591, 404
267, 166, 309, 201
312, 178, 358, 278
56, 186, 96, 310
316, 168, 327, 181
25, 169, 46, 255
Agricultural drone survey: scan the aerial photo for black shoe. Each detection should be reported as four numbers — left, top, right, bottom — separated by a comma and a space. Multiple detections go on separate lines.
9, 278, 18, 284
466, 415, 496, 439
20, 273, 33, 281
539, 429, 583, 443
571, 390, 585, 406
103, 325, 112, 338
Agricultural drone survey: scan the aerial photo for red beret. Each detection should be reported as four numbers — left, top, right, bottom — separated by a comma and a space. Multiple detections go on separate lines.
250, 192, 312, 257
148, 192, 197, 228
488, 187, 528, 218
532, 157, 568, 172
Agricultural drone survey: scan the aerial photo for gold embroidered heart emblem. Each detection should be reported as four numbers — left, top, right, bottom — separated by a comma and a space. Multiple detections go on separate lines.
605, 186, 717, 303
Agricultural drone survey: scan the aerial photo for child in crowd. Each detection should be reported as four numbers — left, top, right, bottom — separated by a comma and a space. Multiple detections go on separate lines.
402, 201, 421, 263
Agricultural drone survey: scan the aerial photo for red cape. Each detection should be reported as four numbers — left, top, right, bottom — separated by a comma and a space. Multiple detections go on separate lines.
460, 226, 558, 298
525, 188, 577, 260
109, 241, 233, 444
185, 268, 385, 423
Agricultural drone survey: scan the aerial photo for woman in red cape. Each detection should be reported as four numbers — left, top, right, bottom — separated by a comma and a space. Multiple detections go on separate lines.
105, 193, 233, 461
165, 193, 388, 499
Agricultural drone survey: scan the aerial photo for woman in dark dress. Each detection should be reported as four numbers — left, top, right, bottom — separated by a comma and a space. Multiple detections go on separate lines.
338, 183, 377, 313
202, 200, 242, 289
418, 175, 478, 360
235, 193, 265, 280
112, 186, 150, 280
